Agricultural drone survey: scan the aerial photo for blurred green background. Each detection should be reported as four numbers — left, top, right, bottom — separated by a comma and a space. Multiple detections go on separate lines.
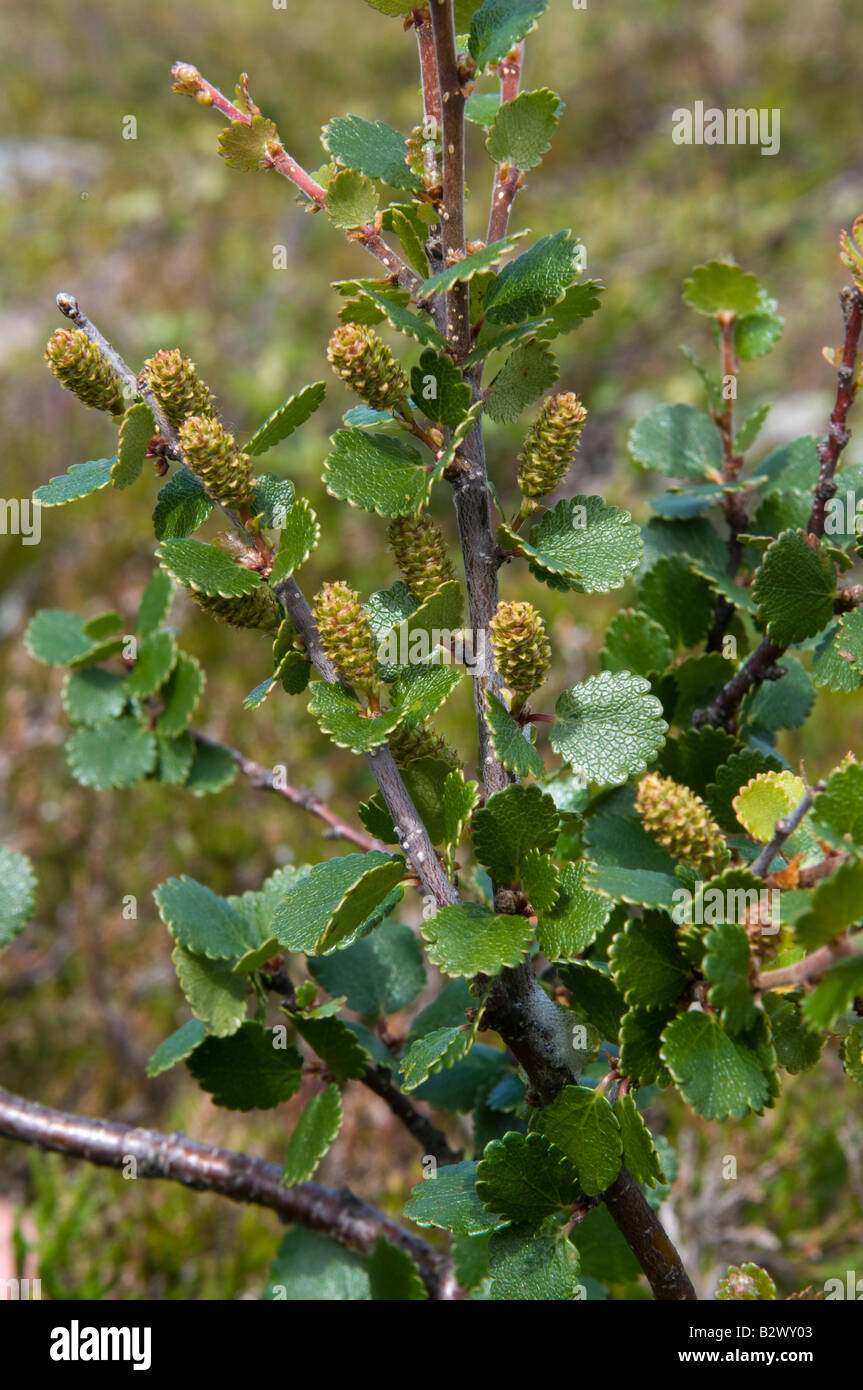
1, 0, 862, 1299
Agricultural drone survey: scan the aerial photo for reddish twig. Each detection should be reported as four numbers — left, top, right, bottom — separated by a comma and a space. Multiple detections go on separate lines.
0, 1085, 459, 1299
809, 286, 863, 536
487, 44, 524, 245
756, 935, 860, 992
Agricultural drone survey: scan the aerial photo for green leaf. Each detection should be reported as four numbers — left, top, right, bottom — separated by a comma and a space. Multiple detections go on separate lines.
418, 234, 526, 298
733, 769, 807, 845
25, 609, 96, 666
639, 556, 715, 649
610, 914, 691, 1011
218, 115, 279, 171
465, 92, 501, 127
682, 262, 762, 317
801, 952, 863, 1029
752, 530, 836, 645
472, 783, 559, 884
326, 167, 379, 228
363, 0, 411, 13
558, 962, 625, 1043
583, 788, 679, 908
404, 1162, 505, 1236
734, 402, 772, 455
486, 88, 562, 171
600, 608, 673, 680
813, 760, 863, 844
484, 339, 558, 424
156, 731, 195, 785
158, 538, 262, 598
111, 402, 154, 489
744, 656, 815, 732
422, 902, 533, 978
135, 569, 173, 638
410, 349, 471, 427
253, 476, 296, 528
660, 1012, 774, 1120
752, 436, 819, 498
280, 1085, 343, 1186
382, 206, 430, 279
322, 115, 420, 191
377, 583, 464, 663
485, 691, 545, 778
172, 945, 248, 1037
244, 382, 326, 457
615, 1092, 664, 1187
551, 672, 668, 786
521, 849, 560, 913
154, 875, 257, 960
156, 653, 205, 737
187, 1022, 303, 1110
813, 623, 863, 693
488, 1219, 581, 1301
469, 0, 548, 69
271, 851, 405, 955
484, 231, 579, 325
0, 848, 37, 947
308, 683, 401, 754
658, 727, 740, 800
414, 1043, 510, 1114
399, 1025, 475, 1091
629, 403, 723, 481
703, 922, 758, 1032
266, 1228, 369, 1301
619, 1008, 674, 1087
535, 1085, 622, 1196
794, 859, 863, 951
62, 669, 127, 726
735, 294, 784, 361
840, 1024, 863, 1086
476, 1131, 579, 1223
185, 740, 237, 796
507, 496, 642, 593
409, 979, 473, 1042
367, 1236, 427, 1301
66, 717, 157, 790
762, 994, 824, 1074
539, 280, 604, 339
308, 920, 426, 1015
126, 630, 177, 699
145, 1019, 207, 1077
704, 748, 784, 832
290, 1014, 369, 1080
268, 498, 320, 582
153, 468, 213, 539
324, 429, 429, 517
351, 285, 447, 349
443, 769, 480, 875
34, 457, 115, 507
536, 861, 610, 961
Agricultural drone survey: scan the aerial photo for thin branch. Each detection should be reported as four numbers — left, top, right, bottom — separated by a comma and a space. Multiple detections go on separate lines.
190, 730, 388, 854
750, 783, 822, 878
487, 44, 524, 244
170, 63, 422, 298
0, 1085, 459, 1299
756, 934, 860, 992
603, 1167, 697, 1301
808, 285, 863, 536
427, 0, 471, 360
362, 1065, 464, 1167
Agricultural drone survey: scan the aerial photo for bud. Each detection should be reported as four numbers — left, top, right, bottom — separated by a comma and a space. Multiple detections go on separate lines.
517, 392, 587, 500
489, 601, 551, 704
635, 773, 728, 879
312, 581, 381, 699
327, 323, 409, 412
178, 414, 255, 509
189, 585, 281, 632
45, 328, 125, 416
389, 720, 460, 771
388, 513, 456, 602
143, 349, 214, 426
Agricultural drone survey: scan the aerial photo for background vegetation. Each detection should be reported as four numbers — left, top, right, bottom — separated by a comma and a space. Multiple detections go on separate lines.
2, 0, 862, 1298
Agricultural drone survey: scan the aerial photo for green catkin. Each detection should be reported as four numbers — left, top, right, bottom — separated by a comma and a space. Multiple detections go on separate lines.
388, 513, 457, 601
389, 721, 460, 771
635, 772, 728, 879
312, 581, 381, 699
489, 601, 551, 703
45, 328, 125, 416
178, 414, 255, 509
188, 586, 281, 632
327, 323, 409, 412
517, 391, 588, 500
143, 349, 215, 426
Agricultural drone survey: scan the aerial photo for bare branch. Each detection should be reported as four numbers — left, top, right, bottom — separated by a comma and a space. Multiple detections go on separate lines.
756, 934, 861, 992
809, 285, 863, 536
750, 783, 822, 879
487, 44, 524, 244
0, 1085, 460, 1299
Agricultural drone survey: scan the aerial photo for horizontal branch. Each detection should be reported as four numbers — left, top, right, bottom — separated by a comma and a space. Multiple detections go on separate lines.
0, 1085, 459, 1299
190, 729, 387, 854
756, 934, 860, 991
170, 62, 423, 298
